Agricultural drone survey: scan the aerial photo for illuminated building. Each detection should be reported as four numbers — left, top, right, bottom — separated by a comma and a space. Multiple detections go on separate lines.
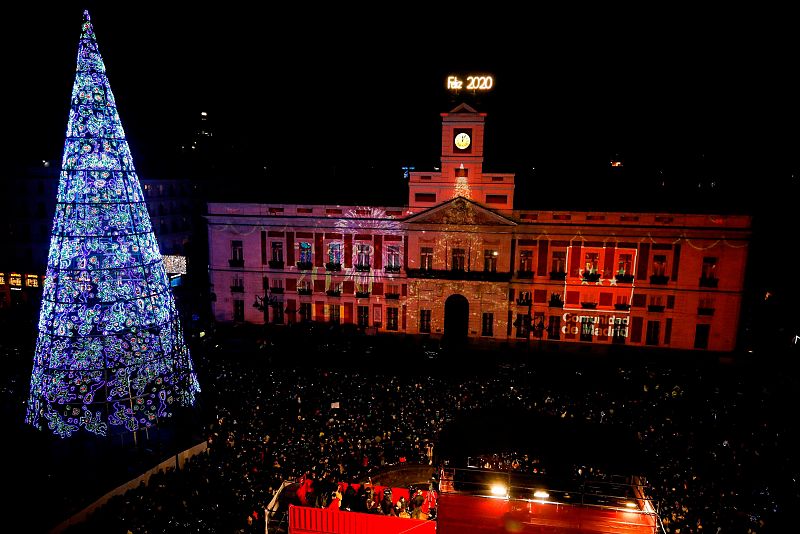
26, 11, 199, 438
207, 103, 751, 351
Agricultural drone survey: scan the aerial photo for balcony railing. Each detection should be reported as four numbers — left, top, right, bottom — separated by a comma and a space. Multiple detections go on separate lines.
614, 303, 631, 311
615, 273, 635, 284
647, 304, 665, 312
355, 291, 370, 299
580, 302, 598, 309
405, 268, 512, 282
548, 298, 564, 308
516, 270, 534, 279
268, 260, 284, 269
230, 285, 244, 293
296, 261, 313, 270
582, 272, 601, 283
354, 264, 371, 272
516, 298, 532, 306
228, 258, 244, 268
549, 271, 567, 281
269, 287, 284, 294
384, 265, 402, 273
697, 307, 715, 316
325, 262, 342, 272
699, 276, 719, 288
384, 292, 400, 300
649, 274, 669, 285
326, 289, 341, 297
297, 287, 313, 296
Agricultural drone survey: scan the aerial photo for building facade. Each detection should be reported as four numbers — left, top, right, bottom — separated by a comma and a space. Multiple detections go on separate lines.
206, 103, 751, 351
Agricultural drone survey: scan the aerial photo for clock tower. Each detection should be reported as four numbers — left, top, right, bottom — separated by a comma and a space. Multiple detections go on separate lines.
408, 103, 515, 210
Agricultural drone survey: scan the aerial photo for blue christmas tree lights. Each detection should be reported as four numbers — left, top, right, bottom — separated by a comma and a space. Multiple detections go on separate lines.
26, 11, 200, 438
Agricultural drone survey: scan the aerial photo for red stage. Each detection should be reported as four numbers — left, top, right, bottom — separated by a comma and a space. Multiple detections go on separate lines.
289, 504, 437, 534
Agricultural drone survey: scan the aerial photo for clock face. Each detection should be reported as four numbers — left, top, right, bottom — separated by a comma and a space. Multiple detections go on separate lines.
454, 132, 471, 150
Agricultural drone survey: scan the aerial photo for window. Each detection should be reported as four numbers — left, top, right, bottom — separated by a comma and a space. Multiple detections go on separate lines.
548, 315, 561, 340
420, 247, 434, 270
517, 290, 531, 304
646, 320, 660, 346
231, 275, 244, 292
618, 254, 632, 276
0, 273, 4, 285
386, 307, 398, 330
357, 305, 369, 327
694, 324, 710, 349
356, 244, 371, 268
702, 257, 717, 279
580, 318, 593, 342
515, 313, 530, 338
328, 242, 342, 264
451, 248, 466, 271
419, 309, 431, 333
483, 250, 498, 272
233, 299, 244, 322
551, 251, 566, 273
25, 275, 39, 288
299, 242, 312, 263
519, 250, 533, 273
481, 313, 494, 336
297, 279, 311, 293
299, 302, 312, 322
386, 284, 400, 298
271, 242, 283, 262
270, 279, 284, 291
272, 304, 284, 324
584, 252, 599, 274
652, 255, 667, 276
387, 245, 401, 270
231, 240, 243, 261
329, 305, 340, 324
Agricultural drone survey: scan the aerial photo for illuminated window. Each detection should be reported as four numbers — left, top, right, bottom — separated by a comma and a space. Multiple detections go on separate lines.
328, 242, 342, 264
25, 275, 39, 288
420, 247, 434, 270
357, 305, 369, 327
618, 254, 632, 275
271, 242, 283, 262
386, 307, 399, 331
451, 248, 466, 271
0, 273, 4, 285
299, 242, 312, 263
652, 255, 667, 276
551, 251, 566, 273
386, 245, 401, 269
298, 279, 311, 292
519, 250, 533, 273
233, 299, 244, 322
419, 310, 431, 333
356, 244, 371, 268
483, 250, 498, 272
481, 313, 494, 336
10, 273, 22, 287
584, 252, 599, 274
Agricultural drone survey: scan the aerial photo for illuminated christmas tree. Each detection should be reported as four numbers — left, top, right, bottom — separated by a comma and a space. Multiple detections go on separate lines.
26, 11, 200, 438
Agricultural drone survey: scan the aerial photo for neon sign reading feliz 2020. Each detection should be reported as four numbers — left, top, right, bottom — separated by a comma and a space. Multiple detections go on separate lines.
447, 75, 494, 91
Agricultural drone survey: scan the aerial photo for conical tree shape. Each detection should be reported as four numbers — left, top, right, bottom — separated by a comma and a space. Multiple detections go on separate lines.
26, 11, 200, 438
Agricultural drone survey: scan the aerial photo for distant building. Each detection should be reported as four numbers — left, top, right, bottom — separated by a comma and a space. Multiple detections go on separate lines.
205, 103, 751, 351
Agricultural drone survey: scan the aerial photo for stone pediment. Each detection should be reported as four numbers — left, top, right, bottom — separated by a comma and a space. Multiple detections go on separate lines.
405, 197, 517, 226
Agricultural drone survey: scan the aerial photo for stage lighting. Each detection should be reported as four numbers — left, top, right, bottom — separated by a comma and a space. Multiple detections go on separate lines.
490, 483, 507, 497
533, 490, 549, 499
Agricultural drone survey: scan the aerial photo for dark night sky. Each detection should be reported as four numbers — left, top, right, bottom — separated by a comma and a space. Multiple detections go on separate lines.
3, 4, 798, 212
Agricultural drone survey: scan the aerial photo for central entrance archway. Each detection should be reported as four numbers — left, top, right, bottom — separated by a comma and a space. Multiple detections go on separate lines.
444, 294, 469, 341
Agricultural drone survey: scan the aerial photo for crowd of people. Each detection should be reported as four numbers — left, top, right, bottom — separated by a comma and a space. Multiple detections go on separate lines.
2, 324, 796, 533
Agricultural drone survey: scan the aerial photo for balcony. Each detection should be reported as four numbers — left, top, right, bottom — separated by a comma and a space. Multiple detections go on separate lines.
699, 276, 719, 288
355, 291, 370, 299
269, 287, 284, 294
697, 307, 715, 316
548, 298, 564, 308
326, 289, 341, 297
549, 271, 567, 281
580, 302, 598, 309
385, 292, 400, 300
582, 272, 601, 283
516, 298, 532, 306
325, 262, 342, 272
615, 273, 635, 284
649, 274, 669, 285
614, 303, 631, 311
354, 264, 371, 272
296, 261, 313, 270
230, 285, 244, 293
268, 260, 284, 269
647, 304, 665, 312
228, 258, 244, 268
384, 265, 402, 273
516, 270, 534, 279
405, 268, 512, 282
297, 287, 313, 296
